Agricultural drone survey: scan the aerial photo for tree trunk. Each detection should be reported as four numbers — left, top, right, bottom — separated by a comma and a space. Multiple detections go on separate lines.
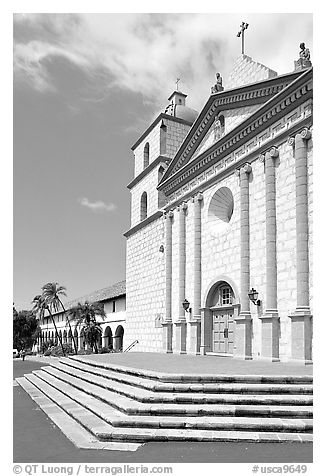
59, 298, 78, 354
47, 307, 65, 356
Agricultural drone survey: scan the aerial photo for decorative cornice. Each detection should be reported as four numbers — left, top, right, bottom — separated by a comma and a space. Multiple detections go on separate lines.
159, 69, 312, 197
127, 155, 170, 190
124, 211, 164, 238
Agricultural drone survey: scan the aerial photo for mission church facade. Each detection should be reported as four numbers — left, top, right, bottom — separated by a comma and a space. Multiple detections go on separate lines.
123, 51, 313, 363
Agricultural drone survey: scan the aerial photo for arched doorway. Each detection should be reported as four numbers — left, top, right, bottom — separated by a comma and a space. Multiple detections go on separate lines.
103, 326, 113, 350
114, 325, 124, 352
203, 278, 239, 355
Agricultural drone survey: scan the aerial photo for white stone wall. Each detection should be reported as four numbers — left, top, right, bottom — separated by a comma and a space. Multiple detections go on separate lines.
125, 217, 165, 352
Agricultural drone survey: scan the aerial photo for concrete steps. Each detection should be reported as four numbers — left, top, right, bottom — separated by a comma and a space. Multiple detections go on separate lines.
16, 356, 313, 446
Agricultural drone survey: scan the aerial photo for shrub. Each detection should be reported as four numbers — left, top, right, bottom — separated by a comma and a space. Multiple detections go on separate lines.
49, 343, 73, 357
77, 348, 93, 355
40, 340, 55, 354
99, 347, 114, 354
44, 349, 51, 356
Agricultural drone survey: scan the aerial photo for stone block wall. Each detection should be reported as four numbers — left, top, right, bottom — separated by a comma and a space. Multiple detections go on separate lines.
225, 54, 278, 90
165, 119, 191, 159
125, 217, 165, 352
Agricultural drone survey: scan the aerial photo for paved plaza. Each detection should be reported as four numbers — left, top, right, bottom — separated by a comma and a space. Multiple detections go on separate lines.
72, 352, 313, 376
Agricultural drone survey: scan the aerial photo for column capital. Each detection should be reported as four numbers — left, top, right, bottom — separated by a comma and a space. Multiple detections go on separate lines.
192, 192, 203, 203
287, 136, 295, 148
300, 127, 312, 141
178, 201, 188, 212
164, 210, 174, 219
268, 146, 279, 158
241, 162, 252, 174
260, 146, 279, 162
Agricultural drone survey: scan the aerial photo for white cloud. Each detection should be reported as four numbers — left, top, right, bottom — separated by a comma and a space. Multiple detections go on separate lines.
78, 197, 117, 213
13, 13, 313, 110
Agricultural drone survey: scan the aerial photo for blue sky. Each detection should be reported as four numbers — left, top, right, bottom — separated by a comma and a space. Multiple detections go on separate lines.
13, 12, 313, 310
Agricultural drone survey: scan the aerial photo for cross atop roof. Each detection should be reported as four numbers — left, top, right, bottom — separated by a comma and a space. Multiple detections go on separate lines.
237, 22, 249, 55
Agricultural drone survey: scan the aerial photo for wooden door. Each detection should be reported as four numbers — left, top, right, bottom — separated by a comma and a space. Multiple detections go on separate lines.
212, 310, 234, 353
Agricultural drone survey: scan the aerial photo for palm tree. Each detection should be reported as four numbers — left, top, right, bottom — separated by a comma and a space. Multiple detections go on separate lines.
32, 294, 65, 356
68, 301, 106, 353
42, 282, 78, 354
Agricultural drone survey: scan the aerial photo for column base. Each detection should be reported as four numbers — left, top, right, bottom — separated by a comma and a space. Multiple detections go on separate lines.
187, 319, 201, 355
162, 320, 173, 353
259, 311, 280, 361
234, 312, 253, 360
288, 308, 312, 363
174, 320, 187, 354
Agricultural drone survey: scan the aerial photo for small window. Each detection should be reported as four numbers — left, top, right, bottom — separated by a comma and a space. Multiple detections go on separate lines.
140, 192, 148, 221
143, 142, 149, 169
213, 284, 234, 307
221, 286, 232, 305
112, 300, 116, 313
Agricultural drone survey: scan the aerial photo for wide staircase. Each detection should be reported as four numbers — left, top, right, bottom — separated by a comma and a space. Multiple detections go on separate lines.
16, 356, 313, 446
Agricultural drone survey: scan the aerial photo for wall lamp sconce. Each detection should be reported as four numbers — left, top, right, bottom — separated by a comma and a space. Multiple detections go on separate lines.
182, 299, 192, 313
248, 288, 261, 306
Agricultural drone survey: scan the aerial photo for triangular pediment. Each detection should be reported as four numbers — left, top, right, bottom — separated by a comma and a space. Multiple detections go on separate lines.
159, 69, 306, 187
190, 103, 261, 162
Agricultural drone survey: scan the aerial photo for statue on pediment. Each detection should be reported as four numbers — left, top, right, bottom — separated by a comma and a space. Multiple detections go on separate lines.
211, 73, 224, 94
295, 43, 312, 70
213, 114, 225, 141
